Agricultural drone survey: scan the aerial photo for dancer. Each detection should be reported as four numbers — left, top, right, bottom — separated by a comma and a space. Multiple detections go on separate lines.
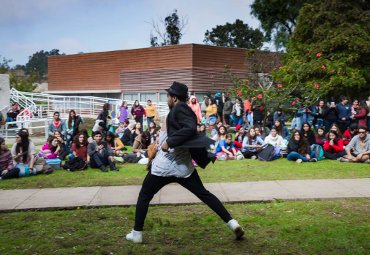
126, 82, 244, 243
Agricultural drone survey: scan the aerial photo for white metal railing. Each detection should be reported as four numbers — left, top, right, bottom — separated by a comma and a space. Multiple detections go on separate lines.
1, 89, 170, 137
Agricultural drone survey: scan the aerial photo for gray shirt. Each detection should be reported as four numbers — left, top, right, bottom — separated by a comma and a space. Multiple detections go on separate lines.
345, 134, 370, 155
151, 132, 194, 178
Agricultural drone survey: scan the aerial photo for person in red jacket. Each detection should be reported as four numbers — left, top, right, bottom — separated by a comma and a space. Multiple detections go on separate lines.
323, 130, 346, 160
342, 123, 358, 146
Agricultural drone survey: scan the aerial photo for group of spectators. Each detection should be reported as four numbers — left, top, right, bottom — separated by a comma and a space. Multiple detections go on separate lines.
189, 94, 370, 164
1, 95, 369, 180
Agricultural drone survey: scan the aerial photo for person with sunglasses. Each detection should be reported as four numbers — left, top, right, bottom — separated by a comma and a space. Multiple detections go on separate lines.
339, 126, 370, 163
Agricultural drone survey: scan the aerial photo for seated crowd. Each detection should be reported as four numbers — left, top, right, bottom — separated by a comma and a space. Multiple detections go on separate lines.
0, 95, 369, 180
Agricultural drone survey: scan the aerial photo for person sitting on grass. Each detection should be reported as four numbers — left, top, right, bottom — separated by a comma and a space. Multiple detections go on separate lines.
11, 130, 37, 176
53, 131, 69, 160
215, 134, 237, 160
197, 123, 207, 136
323, 130, 346, 160
130, 122, 143, 145
71, 132, 89, 164
0, 137, 20, 180
264, 127, 287, 154
328, 123, 343, 138
338, 126, 370, 163
87, 131, 118, 172
234, 125, 247, 150
212, 125, 228, 142
38, 135, 60, 159
241, 127, 265, 159
132, 131, 151, 156
273, 119, 290, 140
210, 121, 223, 139
48, 111, 66, 136
286, 131, 316, 163
254, 125, 267, 140
148, 121, 158, 143
315, 126, 327, 146
118, 120, 132, 146
105, 132, 125, 154
301, 122, 316, 145
342, 123, 358, 146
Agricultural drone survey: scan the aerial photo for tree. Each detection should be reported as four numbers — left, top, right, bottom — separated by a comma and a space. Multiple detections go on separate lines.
10, 72, 37, 92
273, 0, 370, 100
150, 9, 187, 47
25, 49, 62, 81
250, 0, 310, 50
0, 55, 12, 74
204, 19, 264, 49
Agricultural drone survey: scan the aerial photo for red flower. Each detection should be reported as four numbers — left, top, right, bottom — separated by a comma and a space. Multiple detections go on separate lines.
321, 65, 326, 70
316, 53, 321, 57
292, 101, 296, 105
314, 83, 319, 89
237, 91, 242, 97
257, 94, 263, 99
277, 83, 283, 88
245, 79, 249, 84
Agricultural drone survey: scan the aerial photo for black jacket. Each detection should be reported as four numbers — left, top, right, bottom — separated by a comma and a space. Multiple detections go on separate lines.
166, 102, 215, 168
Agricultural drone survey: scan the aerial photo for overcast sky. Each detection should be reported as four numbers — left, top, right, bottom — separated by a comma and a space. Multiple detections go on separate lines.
1, 0, 264, 66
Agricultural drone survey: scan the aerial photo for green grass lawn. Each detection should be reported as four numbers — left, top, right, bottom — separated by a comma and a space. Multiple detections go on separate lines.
0, 199, 368, 255
0, 159, 369, 189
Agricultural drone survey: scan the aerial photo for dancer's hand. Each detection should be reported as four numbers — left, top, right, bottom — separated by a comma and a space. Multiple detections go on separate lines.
161, 142, 169, 152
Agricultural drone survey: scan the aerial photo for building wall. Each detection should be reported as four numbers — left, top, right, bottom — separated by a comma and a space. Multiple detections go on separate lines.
48, 44, 282, 97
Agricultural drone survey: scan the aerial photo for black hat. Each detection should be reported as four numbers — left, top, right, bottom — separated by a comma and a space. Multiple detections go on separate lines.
165, 82, 188, 99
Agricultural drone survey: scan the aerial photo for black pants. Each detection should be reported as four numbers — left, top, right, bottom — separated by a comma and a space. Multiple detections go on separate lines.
242, 151, 259, 158
324, 151, 346, 160
1, 167, 20, 179
134, 170, 232, 231
135, 116, 143, 127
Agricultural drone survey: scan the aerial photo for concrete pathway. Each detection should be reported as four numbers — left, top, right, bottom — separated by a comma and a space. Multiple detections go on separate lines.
0, 178, 369, 212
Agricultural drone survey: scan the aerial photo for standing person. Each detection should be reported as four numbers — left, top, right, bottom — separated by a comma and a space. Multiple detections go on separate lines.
144, 100, 158, 128
232, 98, 244, 127
118, 101, 129, 124
65, 109, 83, 146
313, 100, 326, 130
126, 82, 244, 243
131, 100, 145, 127
291, 104, 303, 131
223, 95, 233, 126
336, 96, 351, 133
187, 95, 202, 123
273, 107, 286, 125
324, 100, 338, 133
48, 111, 66, 136
214, 93, 224, 123
352, 101, 369, 128
244, 98, 252, 127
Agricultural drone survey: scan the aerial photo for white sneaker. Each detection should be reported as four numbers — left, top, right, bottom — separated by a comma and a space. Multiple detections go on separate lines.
227, 219, 245, 240
339, 157, 349, 162
126, 229, 143, 243
251, 156, 257, 160
296, 159, 302, 163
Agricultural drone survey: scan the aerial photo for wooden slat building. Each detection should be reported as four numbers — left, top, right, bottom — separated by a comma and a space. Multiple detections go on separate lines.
48, 44, 282, 102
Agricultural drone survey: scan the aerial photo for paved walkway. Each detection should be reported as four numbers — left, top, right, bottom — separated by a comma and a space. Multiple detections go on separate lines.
0, 178, 369, 212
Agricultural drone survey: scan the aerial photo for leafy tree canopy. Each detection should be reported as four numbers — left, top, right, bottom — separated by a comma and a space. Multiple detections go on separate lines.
150, 9, 187, 47
273, 0, 370, 100
204, 19, 264, 49
25, 49, 62, 81
250, 0, 311, 50
0, 55, 12, 74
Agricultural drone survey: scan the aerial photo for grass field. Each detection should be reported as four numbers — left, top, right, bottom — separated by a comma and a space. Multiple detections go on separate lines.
0, 159, 369, 190
0, 199, 368, 255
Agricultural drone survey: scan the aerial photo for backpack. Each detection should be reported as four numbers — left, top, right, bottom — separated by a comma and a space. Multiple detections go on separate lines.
63, 157, 87, 171
311, 144, 324, 161
258, 144, 275, 161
